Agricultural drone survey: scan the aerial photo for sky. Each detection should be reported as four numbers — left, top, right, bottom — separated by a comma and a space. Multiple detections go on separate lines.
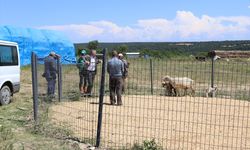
1, 0, 250, 42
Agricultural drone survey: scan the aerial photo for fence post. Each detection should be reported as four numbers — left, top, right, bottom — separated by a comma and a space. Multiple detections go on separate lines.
31, 52, 38, 123
150, 59, 153, 95
57, 57, 62, 102
211, 56, 215, 97
96, 48, 107, 147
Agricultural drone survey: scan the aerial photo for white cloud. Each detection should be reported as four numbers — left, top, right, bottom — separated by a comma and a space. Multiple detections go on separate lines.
39, 24, 104, 38
248, 5, 250, 8
38, 11, 250, 42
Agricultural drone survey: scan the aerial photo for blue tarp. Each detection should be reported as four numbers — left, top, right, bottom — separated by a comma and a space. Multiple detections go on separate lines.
0, 26, 76, 65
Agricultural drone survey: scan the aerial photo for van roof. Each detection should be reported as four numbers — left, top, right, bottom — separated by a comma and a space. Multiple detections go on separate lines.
0, 40, 18, 46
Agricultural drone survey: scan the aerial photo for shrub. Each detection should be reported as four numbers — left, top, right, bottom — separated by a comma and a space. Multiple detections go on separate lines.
131, 139, 162, 150
0, 125, 13, 141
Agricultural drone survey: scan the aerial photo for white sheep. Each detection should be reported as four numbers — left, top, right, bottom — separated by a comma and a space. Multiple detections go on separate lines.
162, 76, 195, 96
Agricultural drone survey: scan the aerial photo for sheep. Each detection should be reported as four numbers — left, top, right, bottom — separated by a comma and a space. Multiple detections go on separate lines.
162, 76, 195, 96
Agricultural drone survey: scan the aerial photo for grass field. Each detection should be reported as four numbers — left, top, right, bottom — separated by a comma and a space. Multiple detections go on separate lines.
40, 58, 250, 149
47, 58, 250, 100
0, 67, 105, 150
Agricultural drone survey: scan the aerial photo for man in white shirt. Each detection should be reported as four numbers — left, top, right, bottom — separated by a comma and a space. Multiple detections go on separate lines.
86, 50, 100, 96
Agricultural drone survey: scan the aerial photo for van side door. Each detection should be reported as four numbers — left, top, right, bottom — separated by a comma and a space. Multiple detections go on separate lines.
0, 45, 20, 93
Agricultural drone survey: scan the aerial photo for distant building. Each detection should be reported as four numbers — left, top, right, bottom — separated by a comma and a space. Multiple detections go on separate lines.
126, 52, 140, 58
175, 43, 193, 46
195, 56, 207, 61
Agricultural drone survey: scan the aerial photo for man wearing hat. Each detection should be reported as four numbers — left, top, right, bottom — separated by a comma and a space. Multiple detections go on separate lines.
43, 51, 59, 97
118, 53, 129, 93
77, 50, 90, 94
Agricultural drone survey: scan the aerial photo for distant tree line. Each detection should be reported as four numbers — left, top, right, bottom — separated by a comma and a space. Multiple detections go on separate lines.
74, 40, 250, 58
75, 40, 129, 57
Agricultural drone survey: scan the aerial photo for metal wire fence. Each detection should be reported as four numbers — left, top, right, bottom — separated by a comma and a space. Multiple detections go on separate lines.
32, 51, 250, 149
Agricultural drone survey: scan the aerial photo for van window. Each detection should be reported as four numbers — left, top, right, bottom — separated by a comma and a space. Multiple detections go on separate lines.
0, 45, 18, 66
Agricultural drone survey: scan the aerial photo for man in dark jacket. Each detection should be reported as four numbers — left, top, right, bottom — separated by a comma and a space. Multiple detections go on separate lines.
107, 51, 124, 105
43, 51, 59, 97
86, 50, 100, 96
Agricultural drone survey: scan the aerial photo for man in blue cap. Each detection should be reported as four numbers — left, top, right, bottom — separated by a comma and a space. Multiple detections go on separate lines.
77, 49, 90, 94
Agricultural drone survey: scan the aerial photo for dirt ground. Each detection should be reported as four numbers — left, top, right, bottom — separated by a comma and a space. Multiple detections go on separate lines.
49, 95, 250, 149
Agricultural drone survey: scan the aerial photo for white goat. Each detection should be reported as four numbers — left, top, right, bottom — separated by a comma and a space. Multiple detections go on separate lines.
205, 85, 218, 97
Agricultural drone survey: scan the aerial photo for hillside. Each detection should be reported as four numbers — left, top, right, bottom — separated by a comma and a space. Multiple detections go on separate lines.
75, 40, 250, 57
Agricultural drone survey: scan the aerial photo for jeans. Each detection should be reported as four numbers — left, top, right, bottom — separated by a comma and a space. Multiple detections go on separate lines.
87, 71, 96, 95
79, 73, 87, 90
46, 78, 56, 96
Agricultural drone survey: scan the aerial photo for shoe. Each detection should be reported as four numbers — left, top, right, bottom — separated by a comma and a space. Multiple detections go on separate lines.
110, 100, 116, 105
48, 94, 55, 99
80, 93, 85, 97
84, 93, 92, 97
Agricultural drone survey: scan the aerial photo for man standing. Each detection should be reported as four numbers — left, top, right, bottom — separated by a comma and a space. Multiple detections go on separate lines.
107, 51, 124, 106
43, 51, 59, 98
77, 50, 89, 94
86, 50, 100, 96
118, 53, 129, 93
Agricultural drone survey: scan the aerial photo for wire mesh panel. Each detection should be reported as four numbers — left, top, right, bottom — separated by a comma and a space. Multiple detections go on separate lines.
99, 58, 250, 149
47, 60, 103, 145
34, 53, 250, 149
32, 53, 99, 145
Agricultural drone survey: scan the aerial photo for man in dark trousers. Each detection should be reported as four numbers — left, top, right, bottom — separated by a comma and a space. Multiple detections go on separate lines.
107, 51, 124, 106
118, 53, 129, 93
86, 50, 100, 96
43, 51, 59, 98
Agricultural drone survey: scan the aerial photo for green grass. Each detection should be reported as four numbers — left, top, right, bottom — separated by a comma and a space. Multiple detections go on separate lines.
131, 139, 163, 150
113, 139, 163, 150
0, 96, 72, 149
52, 58, 250, 101
0, 69, 89, 150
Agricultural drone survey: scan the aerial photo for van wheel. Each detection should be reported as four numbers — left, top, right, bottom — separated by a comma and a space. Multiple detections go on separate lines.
0, 86, 12, 105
